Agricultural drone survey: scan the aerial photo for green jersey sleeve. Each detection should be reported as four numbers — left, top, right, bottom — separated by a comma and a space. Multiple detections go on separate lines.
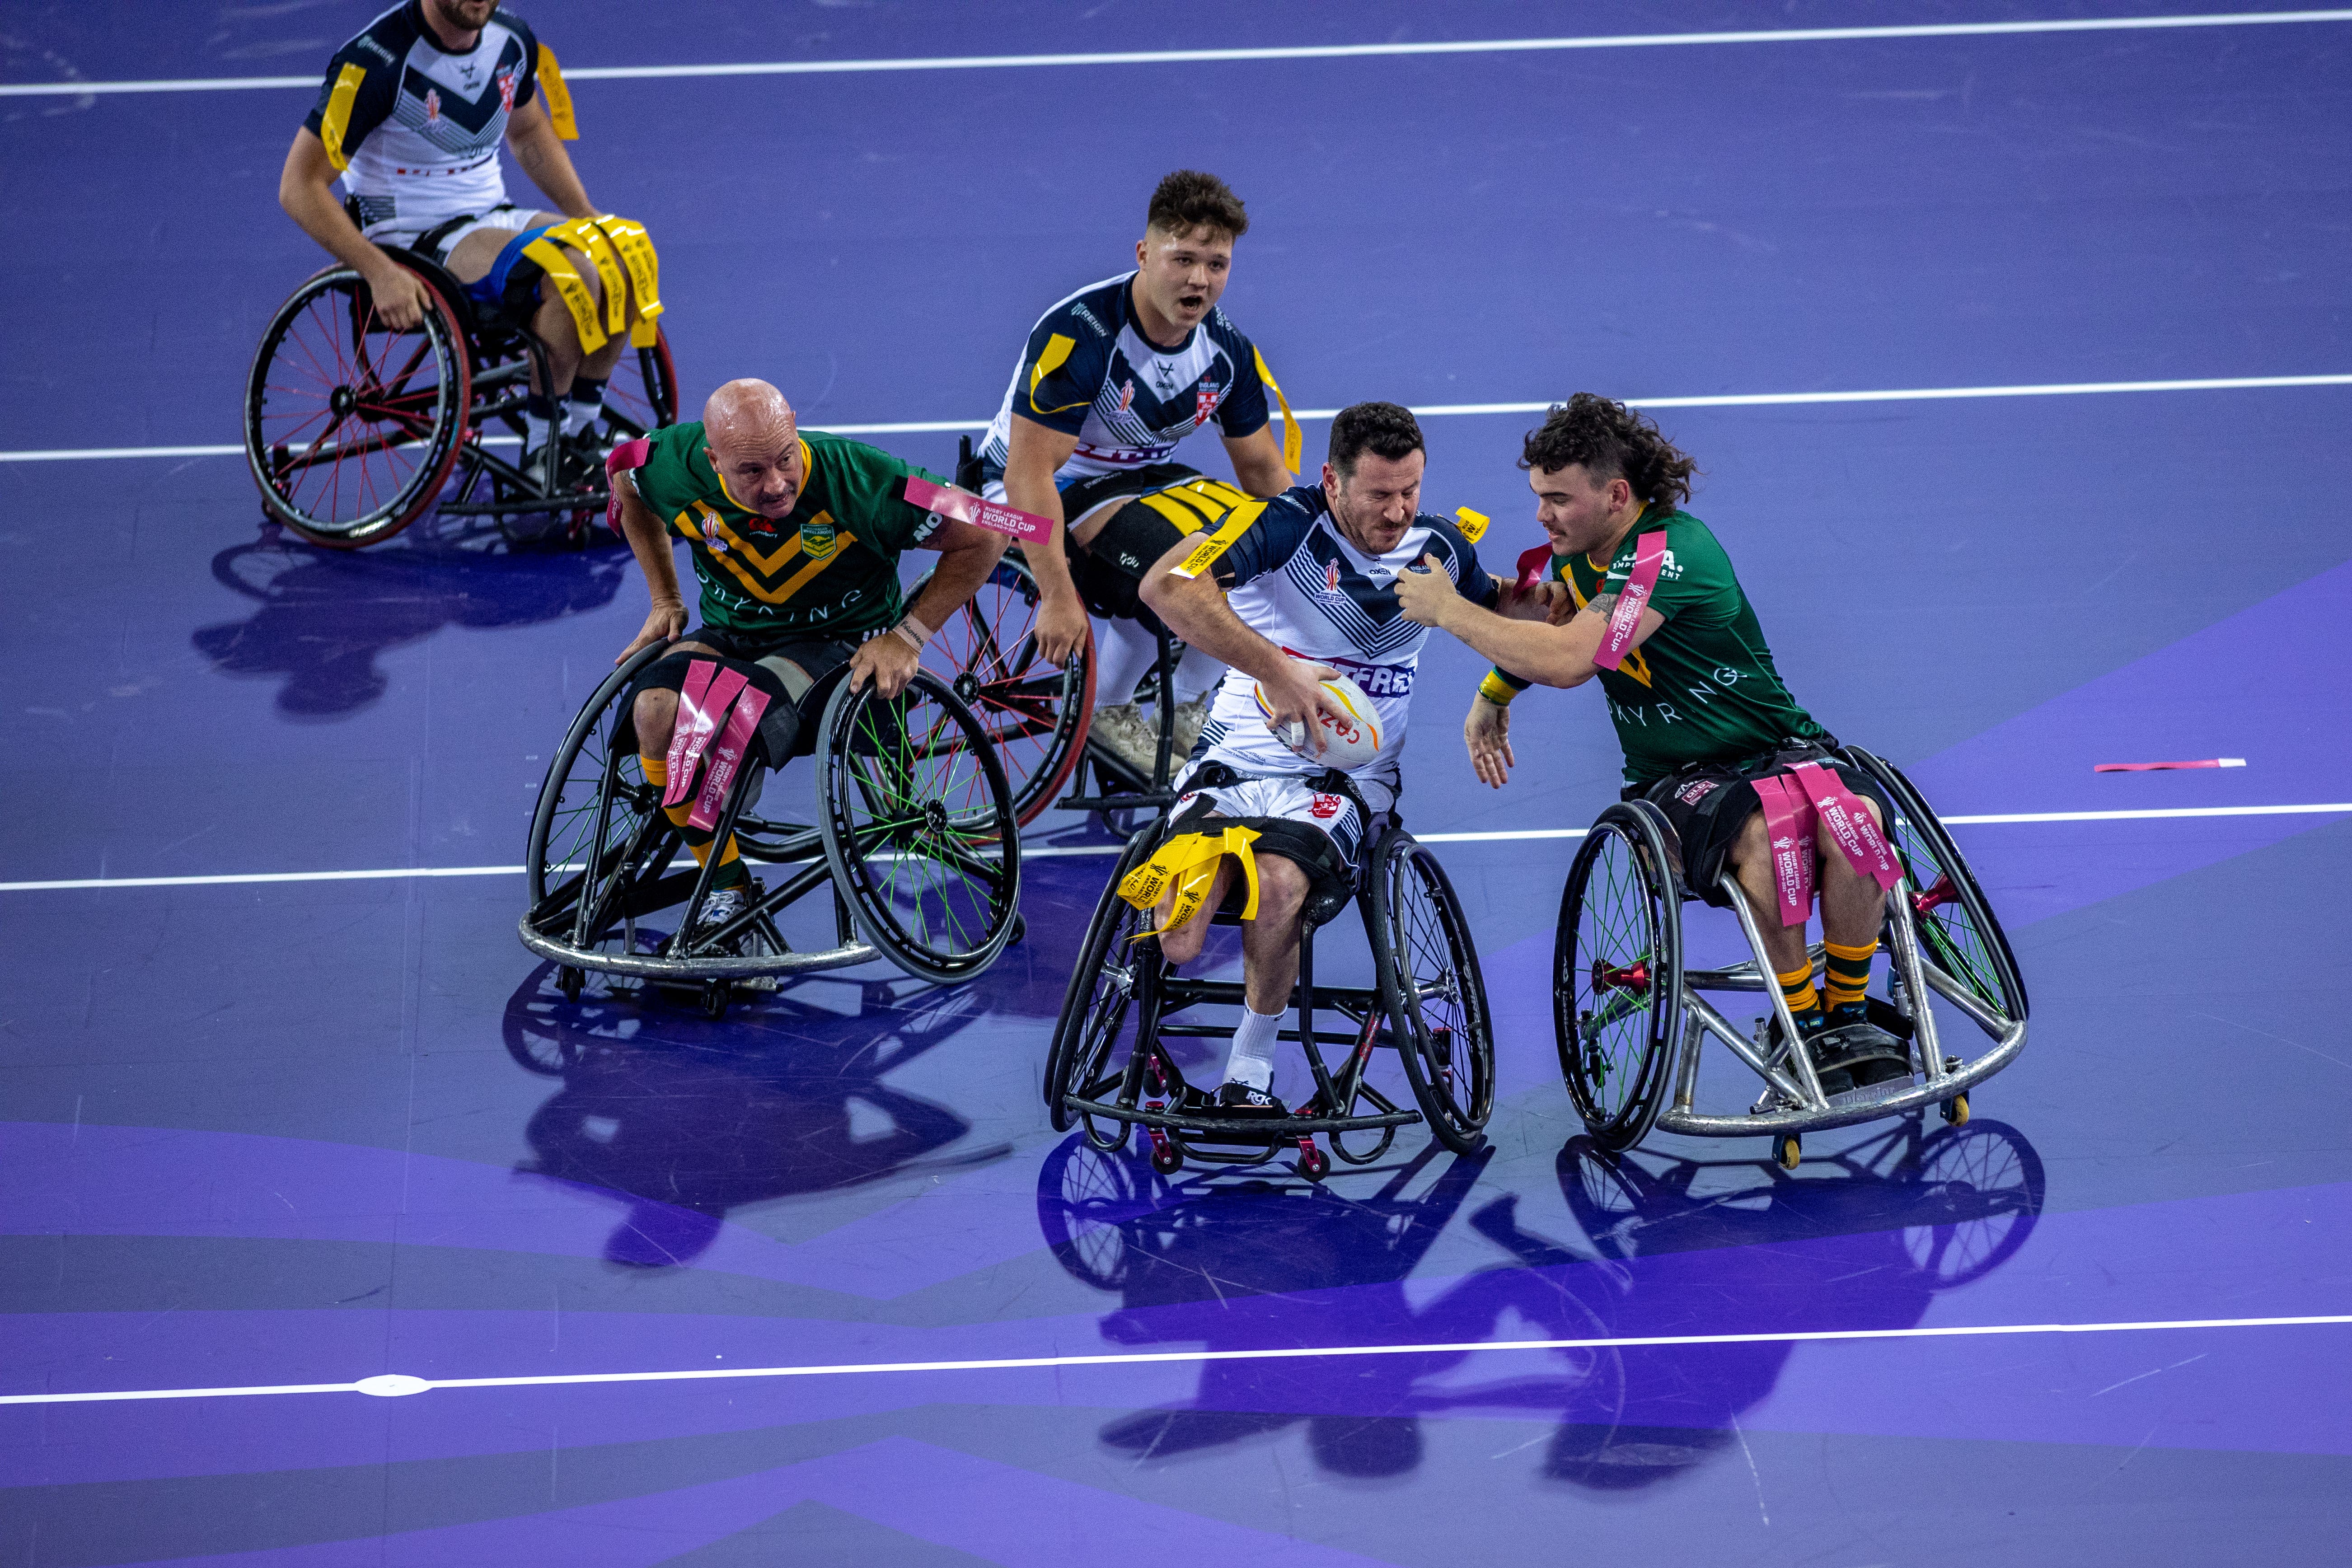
1600, 511, 1739, 629
628, 421, 714, 535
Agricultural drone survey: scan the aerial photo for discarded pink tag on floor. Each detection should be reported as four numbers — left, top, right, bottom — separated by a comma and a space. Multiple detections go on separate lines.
664, 660, 746, 809
1789, 760, 1902, 892
1594, 530, 1667, 672
904, 475, 1051, 544
604, 437, 651, 534
2093, 758, 2246, 772
690, 684, 770, 832
1751, 772, 1815, 927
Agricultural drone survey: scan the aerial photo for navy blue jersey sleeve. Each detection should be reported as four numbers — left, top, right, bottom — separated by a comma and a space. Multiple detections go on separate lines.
494, 8, 541, 106
301, 22, 405, 168
1206, 310, 1270, 440
1208, 487, 1319, 588
1419, 515, 1502, 609
1011, 304, 1114, 436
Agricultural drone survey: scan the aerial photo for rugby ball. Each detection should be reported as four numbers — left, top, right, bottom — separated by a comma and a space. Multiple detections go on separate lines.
1253, 671, 1383, 771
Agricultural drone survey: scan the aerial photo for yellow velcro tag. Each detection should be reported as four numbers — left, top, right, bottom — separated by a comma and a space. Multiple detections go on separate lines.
1253, 345, 1302, 474
1454, 506, 1490, 543
593, 215, 662, 328
1118, 826, 1260, 941
1169, 498, 1266, 580
319, 63, 366, 172
537, 44, 578, 139
1138, 490, 1209, 537
520, 237, 608, 353
546, 217, 627, 333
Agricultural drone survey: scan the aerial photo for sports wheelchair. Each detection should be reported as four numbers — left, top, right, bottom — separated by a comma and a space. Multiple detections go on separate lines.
1555, 746, 2028, 1169
244, 252, 676, 550
1044, 779, 1495, 1180
519, 641, 1021, 1017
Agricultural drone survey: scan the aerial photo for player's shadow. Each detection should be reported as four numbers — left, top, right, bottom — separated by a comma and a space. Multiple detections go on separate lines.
502, 964, 1009, 1268
192, 527, 626, 718
1040, 1118, 2043, 1486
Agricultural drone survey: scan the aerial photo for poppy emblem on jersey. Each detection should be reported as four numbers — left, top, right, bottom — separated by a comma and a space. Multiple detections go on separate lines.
1309, 793, 1342, 820
423, 88, 442, 123
799, 519, 839, 561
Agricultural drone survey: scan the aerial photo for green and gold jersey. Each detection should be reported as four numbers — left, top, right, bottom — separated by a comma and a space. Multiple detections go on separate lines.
629, 423, 946, 639
1501, 506, 1826, 786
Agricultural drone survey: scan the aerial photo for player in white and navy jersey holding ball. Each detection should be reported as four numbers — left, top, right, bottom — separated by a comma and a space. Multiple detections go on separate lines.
1134, 403, 1509, 1112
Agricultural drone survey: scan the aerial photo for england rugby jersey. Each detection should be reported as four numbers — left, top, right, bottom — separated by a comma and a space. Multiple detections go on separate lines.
302, 3, 542, 238
1190, 487, 1499, 803
975, 273, 1271, 491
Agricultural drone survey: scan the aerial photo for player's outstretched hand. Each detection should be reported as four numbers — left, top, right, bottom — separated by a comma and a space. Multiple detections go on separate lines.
1261, 658, 1345, 756
1465, 693, 1515, 788
616, 602, 687, 665
1034, 589, 1090, 667
1392, 554, 1459, 628
849, 630, 920, 698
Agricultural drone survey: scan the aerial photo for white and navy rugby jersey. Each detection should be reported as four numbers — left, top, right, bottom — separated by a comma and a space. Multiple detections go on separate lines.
1191, 486, 1500, 805
301, 2, 542, 238
976, 273, 1271, 492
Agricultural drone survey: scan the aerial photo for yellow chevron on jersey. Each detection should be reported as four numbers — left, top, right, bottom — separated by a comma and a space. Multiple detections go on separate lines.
319, 65, 367, 172
1564, 571, 1654, 687
1029, 334, 1084, 415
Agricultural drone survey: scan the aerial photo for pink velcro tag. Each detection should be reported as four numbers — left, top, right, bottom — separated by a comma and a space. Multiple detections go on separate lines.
1516, 543, 1553, 592
1789, 761, 1902, 892
689, 685, 770, 832
904, 474, 1051, 544
1750, 772, 1816, 928
604, 437, 652, 534
1593, 530, 1667, 672
663, 661, 747, 810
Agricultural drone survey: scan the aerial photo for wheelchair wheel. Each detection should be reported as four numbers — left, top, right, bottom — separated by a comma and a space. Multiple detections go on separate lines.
244, 265, 471, 549
915, 556, 1094, 826
1556, 802, 1683, 1151
598, 326, 680, 443
1367, 829, 1495, 1154
817, 670, 1021, 985
1841, 748, 2028, 1023
523, 644, 679, 962
1042, 828, 1159, 1144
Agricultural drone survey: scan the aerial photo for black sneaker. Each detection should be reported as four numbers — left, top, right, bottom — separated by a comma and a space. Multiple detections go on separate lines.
1812, 1019, 1911, 1090
1214, 1081, 1289, 1116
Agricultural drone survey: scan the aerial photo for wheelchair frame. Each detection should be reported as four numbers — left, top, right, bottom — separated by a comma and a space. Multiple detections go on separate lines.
1045, 787, 1495, 1180
244, 252, 677, 550
519, 642, 1021, 1015
1556, 745, 2028, 1168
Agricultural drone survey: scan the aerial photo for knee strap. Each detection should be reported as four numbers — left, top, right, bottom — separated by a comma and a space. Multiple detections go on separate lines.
520, 235, 609, 353
591, 215, 664, 345
540, 217, 628, 336
1119, 824, 1261, 941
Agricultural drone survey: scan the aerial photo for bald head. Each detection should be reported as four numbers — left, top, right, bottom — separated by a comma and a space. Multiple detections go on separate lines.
700, 379, 806, 518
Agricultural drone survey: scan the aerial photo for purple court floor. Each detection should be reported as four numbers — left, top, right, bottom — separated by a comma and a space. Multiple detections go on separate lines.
4, 3, 2351, 1563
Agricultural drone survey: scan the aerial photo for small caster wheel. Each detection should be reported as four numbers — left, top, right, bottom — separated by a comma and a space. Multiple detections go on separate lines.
1296, 1144, 1330, 1183
1940, 1092, 1970, 1126
701, 980, 730, 1020
1009, 913, 1028, 945
556, 965, 584, 1001
1149, 1140, 1182, 1176
1774, 1133, 1801, 1170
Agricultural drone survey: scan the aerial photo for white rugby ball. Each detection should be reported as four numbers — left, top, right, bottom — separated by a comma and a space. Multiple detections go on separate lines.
1254, 671, 1383, 771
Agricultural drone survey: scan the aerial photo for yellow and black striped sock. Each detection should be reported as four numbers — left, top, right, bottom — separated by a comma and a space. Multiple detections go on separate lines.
1823, 938, 1878, 1020
1776, 960, 1823, 1034
642, 754, 747, 888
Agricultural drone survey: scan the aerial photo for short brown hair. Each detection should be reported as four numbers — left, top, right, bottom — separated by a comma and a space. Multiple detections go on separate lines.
1147, 170, 1249, 239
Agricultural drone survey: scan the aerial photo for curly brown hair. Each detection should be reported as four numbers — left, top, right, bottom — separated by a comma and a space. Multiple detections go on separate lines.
1518, 393, 1699, 509
1146, 170, 1250, 239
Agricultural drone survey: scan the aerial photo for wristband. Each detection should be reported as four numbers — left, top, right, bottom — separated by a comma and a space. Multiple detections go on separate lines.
1478, 669, 1527, 707
890, 613, 933, 652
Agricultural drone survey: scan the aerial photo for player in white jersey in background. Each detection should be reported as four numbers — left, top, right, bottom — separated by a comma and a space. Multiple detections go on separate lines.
1137, 403, 1506, 1111
977, 172, 1298, 773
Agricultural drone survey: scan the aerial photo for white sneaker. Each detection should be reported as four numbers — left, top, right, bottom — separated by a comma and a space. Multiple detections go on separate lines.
690, 883, 749, 955
1171, 695, 1211, 759
1089, 702, 1161, 775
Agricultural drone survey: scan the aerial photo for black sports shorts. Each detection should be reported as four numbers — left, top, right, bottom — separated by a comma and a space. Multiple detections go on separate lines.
624, 630, 854, 765
1055, 463, 1215, 627
1631, 741, 1893, 908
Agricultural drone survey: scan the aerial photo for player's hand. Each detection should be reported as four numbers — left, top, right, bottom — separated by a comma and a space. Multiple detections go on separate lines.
1392, 554, 1460, 628
1033, 585, 1090, 667
1539, 581, 1576, 626
1465, 694, 1515, 789
1260, 658, 1344, 756
363, 262, 431, 332
617, 602, 686, 665
849, 630, 920, 698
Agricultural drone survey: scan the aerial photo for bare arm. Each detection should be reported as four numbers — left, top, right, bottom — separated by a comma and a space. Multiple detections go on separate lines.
1003, 414, 1088, 663
1138, 537, 1348, 753
1395, 560, 1663, 689
1219, 422, 1292, 497
847, 517, 1008, 696
278, 129, 431, 328
504, 96, 596, 218
613, 471, 689, 663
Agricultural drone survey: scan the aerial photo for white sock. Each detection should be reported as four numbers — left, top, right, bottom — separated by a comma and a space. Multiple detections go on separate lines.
1173, 642, 1225, 704
561, 400, 599, 436
522, 410, 554, 454
1090, 613, 1161, 707
1223, 1003, 1284, 1091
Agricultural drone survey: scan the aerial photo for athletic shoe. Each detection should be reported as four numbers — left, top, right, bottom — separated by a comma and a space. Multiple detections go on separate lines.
1214, 1081, 1289, 1116
689, 883, 749, 956
1171, 695, 1211, 759
1811, 1020, 1911, 1091
1089, 702, 1161, 777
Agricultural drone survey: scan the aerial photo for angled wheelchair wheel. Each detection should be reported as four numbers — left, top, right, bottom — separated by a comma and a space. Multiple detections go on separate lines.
817, 670, 1021, 984
1043, 828, 1159, 1144
1556, 801, 1683, 1151
1840, 748, 2028, 1023
523, 643, 680, 965
915, 556, 1094, 826
598, 326, 680, 443
245, 266, 471, 548
1368, 829, 1495, 1154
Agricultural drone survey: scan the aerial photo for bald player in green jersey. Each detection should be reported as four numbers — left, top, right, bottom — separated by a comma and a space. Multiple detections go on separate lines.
1392, 394, 1909, 1095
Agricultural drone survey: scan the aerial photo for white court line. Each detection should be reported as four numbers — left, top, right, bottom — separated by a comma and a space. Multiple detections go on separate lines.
3, 805, 2343, 894
3, 1311, 2345, 1407
5, 10, 2348, 96
7, 374, 2348, 465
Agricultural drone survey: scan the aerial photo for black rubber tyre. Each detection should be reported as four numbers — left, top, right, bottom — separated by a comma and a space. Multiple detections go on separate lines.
1043, 828, 1159, 1142
599, 327, 679, 443
915, 556, 1094, 827
817, 670, 1021, 984
523, 643, 676, 958
1367, 828, 1495, 1154
1297, 1145, 1330, 1183
1841, 747, 2028, 1025
1555, 801, 1682, 1151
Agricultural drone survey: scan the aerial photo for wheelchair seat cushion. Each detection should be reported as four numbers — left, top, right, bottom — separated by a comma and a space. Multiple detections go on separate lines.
1632, 741, 1894, 907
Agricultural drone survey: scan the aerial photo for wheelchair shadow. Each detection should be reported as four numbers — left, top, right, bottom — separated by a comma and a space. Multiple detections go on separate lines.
501, 962, 1009, 1269
192, 528, 627, 718
1039, 1119, 2043, 1486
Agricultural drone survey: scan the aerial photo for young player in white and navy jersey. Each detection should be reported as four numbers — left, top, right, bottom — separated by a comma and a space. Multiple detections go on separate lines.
1138, 403, 1510, 1111
981, 172, 1298, 772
